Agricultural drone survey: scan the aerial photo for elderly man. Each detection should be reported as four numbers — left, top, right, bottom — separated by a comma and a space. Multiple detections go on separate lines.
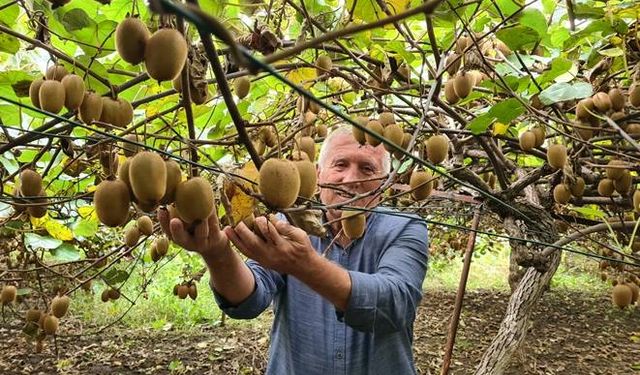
158, 127, 429, 374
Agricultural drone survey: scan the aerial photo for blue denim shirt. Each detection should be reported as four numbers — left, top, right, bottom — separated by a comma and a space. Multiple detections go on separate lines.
213, 207, 429, 375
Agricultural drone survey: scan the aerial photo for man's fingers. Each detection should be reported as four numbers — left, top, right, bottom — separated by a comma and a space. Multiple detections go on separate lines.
274, 220, 305, 242
157, 207, 173, 241
194, 218, 209, 239
224, 226, 255, 259
255, 216, 281, 245
169, 218, 194, 249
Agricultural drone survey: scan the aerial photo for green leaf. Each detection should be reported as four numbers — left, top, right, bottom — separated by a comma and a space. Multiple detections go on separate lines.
599, 47, 624, 57
24, 233, 62, 250
0, 1, 19, 27
73, 218, 98, 238
467, 113, 495, 135
548, 25, 570, 48
103, 268, 129, 285
492, 0, 522, 18
60, 8, 94, 32
0, 152, 19, 174
496, 26, 539, 51
537, 58, 572, 85
489, 98, 524, 124
538, 82, 593, 105
573, 4, 605, 19
519, 9, 547, 36
0, 22, 20, 54
51, 243, 80, 261
570, 206, 605, 220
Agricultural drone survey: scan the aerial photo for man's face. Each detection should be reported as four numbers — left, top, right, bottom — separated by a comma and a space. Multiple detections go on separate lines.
317, 132, 387, 217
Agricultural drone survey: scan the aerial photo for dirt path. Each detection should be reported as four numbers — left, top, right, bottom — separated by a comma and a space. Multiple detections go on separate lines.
1, 289, 638, 374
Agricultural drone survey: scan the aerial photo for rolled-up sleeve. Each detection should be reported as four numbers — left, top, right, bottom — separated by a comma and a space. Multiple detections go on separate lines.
341, 219, 428, 334
212, 259, 285, 319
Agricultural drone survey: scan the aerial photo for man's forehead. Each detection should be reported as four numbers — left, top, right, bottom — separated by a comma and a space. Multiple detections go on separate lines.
327, 133, 385, 162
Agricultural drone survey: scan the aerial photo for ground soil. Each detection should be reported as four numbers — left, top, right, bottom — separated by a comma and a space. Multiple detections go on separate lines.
1, 289, 638, 374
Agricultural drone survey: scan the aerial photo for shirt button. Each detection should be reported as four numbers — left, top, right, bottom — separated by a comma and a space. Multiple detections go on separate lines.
336, 351, 343, 359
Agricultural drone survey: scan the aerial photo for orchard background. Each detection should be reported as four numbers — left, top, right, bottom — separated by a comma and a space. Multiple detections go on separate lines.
0, 0, 640, 373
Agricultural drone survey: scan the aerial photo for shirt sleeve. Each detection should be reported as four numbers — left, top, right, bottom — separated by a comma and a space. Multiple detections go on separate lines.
211, 259, 286, 320
340, 219, 429, 334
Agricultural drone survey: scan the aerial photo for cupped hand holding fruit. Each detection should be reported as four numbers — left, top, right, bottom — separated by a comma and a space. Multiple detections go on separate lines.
157, 207, 230, 262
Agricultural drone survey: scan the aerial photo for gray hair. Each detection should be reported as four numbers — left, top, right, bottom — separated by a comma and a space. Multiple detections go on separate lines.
318, 126, 391, 174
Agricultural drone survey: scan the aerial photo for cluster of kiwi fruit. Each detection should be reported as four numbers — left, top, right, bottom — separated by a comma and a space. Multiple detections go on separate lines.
123, 215, 154, 247
258, 155, 316, 209
597, 159, 634, 198
173, 281, 198, 300
115, 17, 188, 82
574, 88, 630, 139
100, 287, 121, 303
352, 112, 410, 157
518, 127, 546, 151
444, 70, 482, 105
12, 169, 48, 218
611, 282, 639, 309
296, 96, 328, 138
22, 294, 70, 338
149, 236, 170, 262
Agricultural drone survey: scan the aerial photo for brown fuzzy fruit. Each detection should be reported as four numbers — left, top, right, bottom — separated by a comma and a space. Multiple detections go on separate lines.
150, 245, 161, 262
613, 170, 632, 195
137, 215, 154, 236
608, 88, 625, 111
0, 285, 17, 304
409, 171, 434, 201
378, 112, 395, 127
444, 79, 459, 104
161, 159, 182, 204
315, 55, 332, 75
532, 127, 545, 147
154, 236, 169, 257
259, 158, 301, 209
20, 169, 42, 197
94, 180, 131, 227
124, 226, 140, 247
115, 17, 150, 65
341, 210, 366, 240
353, 116, 368, 145
553, 184, 571, 204
453, 72, 474, 99
99, 97, 119, 126
570, 177, 585, 197
633, 190, 640, 212
316, 124, 328, 138
27, 190, 48, 218
29, 78, 44, 109
177, 284, 189, 299
259, 127, 277, 148
43, 315, 59, 335
612, 284, 632, 308
100, 289, 110, 302
597, 178, 615, 197
627, 283, 639, 304
39, 80, 65, 113
188, 284, 197, 300
295, 136, 316, 161
26, 309, 42, 323
592, 92, 612, 112
45, 65, 68, 81
575, 98, 594, 120
107, 288, 120, 300
174, 177, 214, 223
605, 159, 626, 180
445, 53, 461, 76
129, 152, 167, 205
79, 91, 103, 124
144, 29, 188, 82
519, 131, 536, 151
294, 159, 317, 199
426, 135, 449, 164
630, 84, 640, 107
382, 124, 404, 152
51, 295, 70, 318
121, 134, 139, 157
234, 76, 251, 99
365, 120, 384, 147
114, 99, 134, 127
61, 74, 85, 110
546, 144, 567, 169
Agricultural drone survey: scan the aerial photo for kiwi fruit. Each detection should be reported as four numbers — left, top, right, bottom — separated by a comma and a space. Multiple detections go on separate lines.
494, 40, 512, 55
150, 244, 161, 262
107, 288, 121, 300
172, 284, 179, 296
115, 17, 150, 65
60, 74, 85, 111
259, 158, 301, 209
453, 72, 474, 99
79, 91, 103, 124
174, 177, 215, 223
553, 184, 571, 204
303, 111, 317, 128
118, 158, 133, 196
100, 150, 118, 176
94, 180, 131, 227
51, 295, 70, 318
426, 135, 449, 164
26, 309, 42, 323
136, 215, 153, 236
124, 226, 140, 247
445, 53, 461, 76
38, 80, 66, 114
99, 97, 120, 126
634, 190, 640, 212
397, 63, 410, 82
546, 144, 567, 169
532, 127, 545, 147
316, 124, 328, 138
129, 152, 167, 205
315, 55, 332, 75
575, 98, 594, 120
613, 170, 632, 195
575, 123, 593, 140
468, 70, 484, 85
627, 283, 639, 304
144, 29, 188, 82
155, 236, 169, 257
121, 134, 139, 157
100, 289, 110, 302
353, 116, 368, 145
519, 131, 536, 151
409, 170, 434, 201
177, 284, 189, 299
20, 169, 42, 197
29, 78, 44, 109
455, 36, 471, 54
597, 178, 615, 197
43, 315, 59, 335
569, 177, 585, 197
161, 159, 182, 204
627, 123, 640, 135
605, 159, 626, 180
630, 84, 640, 107
259, 127, 277, 148
27, 190, 48, 218
115, 98, 134, 127
365, 120, 384, 146
45, 64, 68, 81
383, 124, 403, 152
234, 76, 251, 99
188, 284, 198, 300
295, 136, 316, 161
254, 139, 266, 155
612, 284, 632, 308
444, 79, 459, 104
293, 159, 317, 199
308, 100, 321, 114
341, 210, 366, 240
592, 92, 612, 112
379, 112, 395, 127
0, 285, 17, 304
609, 88, 625, 111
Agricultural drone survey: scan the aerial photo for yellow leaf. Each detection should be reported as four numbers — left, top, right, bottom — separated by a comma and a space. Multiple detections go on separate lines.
78, 206, 96, 219
492, 122, 509, 136
385, 0, 410, 14
44, 219, 74, 241
286, 68, 317, 88
30, 214, 48, 228
224, 162, 259, 225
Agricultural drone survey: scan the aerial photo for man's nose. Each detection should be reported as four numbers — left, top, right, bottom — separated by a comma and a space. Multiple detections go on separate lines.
341, 166, 362, 187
